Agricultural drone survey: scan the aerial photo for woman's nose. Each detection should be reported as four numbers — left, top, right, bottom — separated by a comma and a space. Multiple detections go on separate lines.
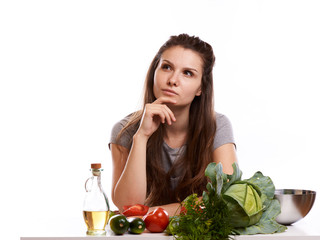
167, 72, 179, 86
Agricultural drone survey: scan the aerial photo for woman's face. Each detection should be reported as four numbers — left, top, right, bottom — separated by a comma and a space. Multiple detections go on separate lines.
153, 46, 203, 108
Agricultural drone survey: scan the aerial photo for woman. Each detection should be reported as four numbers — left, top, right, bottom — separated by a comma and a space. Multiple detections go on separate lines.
109, 34, 237, 216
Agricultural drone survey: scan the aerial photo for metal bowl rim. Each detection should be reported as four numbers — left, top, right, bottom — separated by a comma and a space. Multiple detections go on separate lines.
275, 189, 316, 195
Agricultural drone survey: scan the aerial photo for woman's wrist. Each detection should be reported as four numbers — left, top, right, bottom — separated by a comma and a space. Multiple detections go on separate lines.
133, 131, 149, 144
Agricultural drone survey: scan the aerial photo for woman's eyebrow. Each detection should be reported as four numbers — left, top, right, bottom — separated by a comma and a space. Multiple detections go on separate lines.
162, 59, 173, 65
162, 59, 199, 73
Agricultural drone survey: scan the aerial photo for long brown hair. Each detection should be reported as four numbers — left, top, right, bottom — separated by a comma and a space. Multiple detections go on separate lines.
117, 34, 216, 206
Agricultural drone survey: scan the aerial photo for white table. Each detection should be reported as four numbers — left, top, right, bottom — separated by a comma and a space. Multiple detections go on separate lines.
20, 218, 320, 240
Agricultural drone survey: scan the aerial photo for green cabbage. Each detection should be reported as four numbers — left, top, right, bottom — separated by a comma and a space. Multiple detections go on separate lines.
205, 162, 287, 235
223, 183, 263, 227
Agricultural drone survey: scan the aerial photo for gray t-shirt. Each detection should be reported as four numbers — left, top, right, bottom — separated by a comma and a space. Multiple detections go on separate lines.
109, 112, 235, 189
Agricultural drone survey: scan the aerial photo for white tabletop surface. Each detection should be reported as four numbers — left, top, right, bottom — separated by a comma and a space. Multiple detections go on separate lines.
20, 200, 320, 240
20, 217, 320, 240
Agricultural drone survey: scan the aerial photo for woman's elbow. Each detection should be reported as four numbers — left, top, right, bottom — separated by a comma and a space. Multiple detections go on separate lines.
112, 189, 146, 211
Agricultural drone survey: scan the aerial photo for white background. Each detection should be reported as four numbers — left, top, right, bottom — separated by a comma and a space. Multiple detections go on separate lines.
1, 0, 320, 239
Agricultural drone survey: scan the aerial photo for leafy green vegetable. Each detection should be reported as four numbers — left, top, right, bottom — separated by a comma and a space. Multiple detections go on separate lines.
244, 171, 275, 210
234, 199, 287, 235
223, 183, 263, 227
170, 193, 233, 240
171, 162, 287, 239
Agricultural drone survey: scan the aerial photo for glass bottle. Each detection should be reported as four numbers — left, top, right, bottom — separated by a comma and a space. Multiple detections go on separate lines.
83, 163, 110, 235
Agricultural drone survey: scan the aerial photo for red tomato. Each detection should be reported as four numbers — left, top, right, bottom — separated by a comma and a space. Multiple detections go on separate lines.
122, 204, 149, 217
122, 205, 130, 211
142, 207, 169, 233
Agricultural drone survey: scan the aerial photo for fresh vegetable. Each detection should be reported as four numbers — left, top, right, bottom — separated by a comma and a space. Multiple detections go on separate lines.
128, 217, 146, 234
171, 162, 287, 239
109, 214, 129, 235
180, 203, 203, 215
170, 193, 233, 239
165, 216, 180, 235
229, 171, 287, 235
143, 207, 169, 233
108, 210, 120, 223
122, 204, 149, 217
223, 182, 263, 227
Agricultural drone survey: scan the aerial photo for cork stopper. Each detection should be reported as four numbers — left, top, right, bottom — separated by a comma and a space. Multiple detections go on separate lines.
91, 163, 101, 169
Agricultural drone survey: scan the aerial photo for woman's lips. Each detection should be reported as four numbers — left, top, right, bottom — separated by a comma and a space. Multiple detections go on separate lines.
162, 89, 178, 96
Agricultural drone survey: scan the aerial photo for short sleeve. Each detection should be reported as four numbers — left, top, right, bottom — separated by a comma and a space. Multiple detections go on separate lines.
108, 115, 137, 150
213, 113, 236, 150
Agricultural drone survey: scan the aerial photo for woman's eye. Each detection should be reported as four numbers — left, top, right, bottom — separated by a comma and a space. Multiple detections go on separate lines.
184, 70, 193, 77
161, 64, 171, 70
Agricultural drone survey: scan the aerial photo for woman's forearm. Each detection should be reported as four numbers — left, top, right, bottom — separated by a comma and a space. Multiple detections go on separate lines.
113, 133, 149, 209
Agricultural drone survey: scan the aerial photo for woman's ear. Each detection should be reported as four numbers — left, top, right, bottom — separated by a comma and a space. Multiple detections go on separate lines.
196, 87, 202, 96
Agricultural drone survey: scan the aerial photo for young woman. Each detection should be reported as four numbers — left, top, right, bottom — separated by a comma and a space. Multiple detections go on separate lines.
109, 34, 237, 216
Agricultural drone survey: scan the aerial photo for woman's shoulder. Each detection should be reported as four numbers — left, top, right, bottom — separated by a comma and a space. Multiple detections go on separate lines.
112, 113, 133, 130
213, 112, 235, 150
215, 112, 232, 127
109, 113, 138, 149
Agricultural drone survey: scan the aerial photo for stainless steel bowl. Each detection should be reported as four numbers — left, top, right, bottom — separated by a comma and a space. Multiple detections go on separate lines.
275, 189, 316, 225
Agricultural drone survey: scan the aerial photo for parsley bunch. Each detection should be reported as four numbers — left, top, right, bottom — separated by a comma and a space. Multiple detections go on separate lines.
169, 164, 235, 239
170, 193, 233, 240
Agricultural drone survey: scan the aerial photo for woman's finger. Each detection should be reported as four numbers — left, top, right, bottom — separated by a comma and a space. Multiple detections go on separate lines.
161, 105, 174, 125
153, 96, 177, 105
150, 104, 175, 125
163, 105, 176, 123
145, 104, 167, 124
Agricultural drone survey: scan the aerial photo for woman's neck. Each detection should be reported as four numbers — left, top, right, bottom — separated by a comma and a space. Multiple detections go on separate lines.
163, 106, 189, 149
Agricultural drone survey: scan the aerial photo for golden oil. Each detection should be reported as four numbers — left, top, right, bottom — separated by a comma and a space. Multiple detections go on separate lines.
83, 210, 110, 235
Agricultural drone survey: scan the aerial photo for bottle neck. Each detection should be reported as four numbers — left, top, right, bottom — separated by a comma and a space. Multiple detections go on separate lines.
92, 169, 102, 177
91, 169, 102, 190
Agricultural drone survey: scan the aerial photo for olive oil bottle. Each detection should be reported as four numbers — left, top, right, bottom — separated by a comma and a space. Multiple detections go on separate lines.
83, 163, 110, 235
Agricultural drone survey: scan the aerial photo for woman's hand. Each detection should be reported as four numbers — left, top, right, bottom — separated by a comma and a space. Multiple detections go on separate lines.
136, 97, 176, 138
